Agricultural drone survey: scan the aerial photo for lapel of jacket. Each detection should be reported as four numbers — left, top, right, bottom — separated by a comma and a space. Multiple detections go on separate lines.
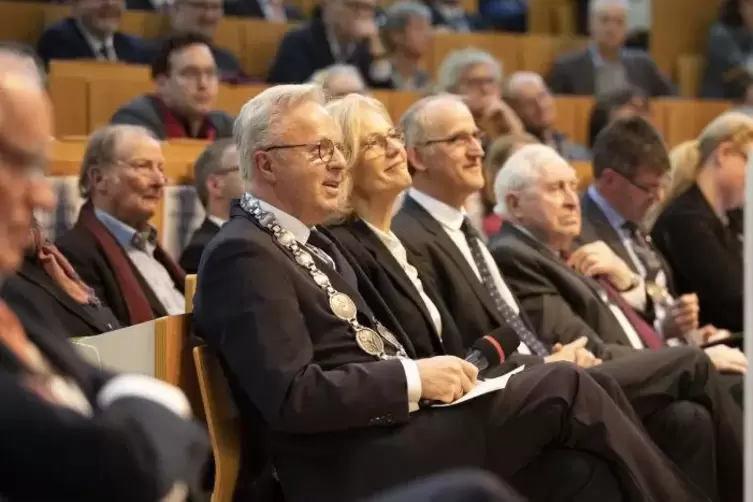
17, 258, 113, 333
577, 49, 597, 95
403, 196, 504, 325
579, 190, 637, 271
349, 219, 442, 347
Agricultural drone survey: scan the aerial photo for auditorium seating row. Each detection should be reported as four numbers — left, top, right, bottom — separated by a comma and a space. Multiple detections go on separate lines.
0, 0, 723, 94
47, 60, 732, 147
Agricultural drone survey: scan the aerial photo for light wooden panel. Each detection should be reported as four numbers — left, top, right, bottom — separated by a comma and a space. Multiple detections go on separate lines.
50, 60, 151, 81
651, 0, 718, 79
677, 54, 705, 98
528, 0, 572, 34
388, 90, 424, 123
49, 76, 89, 137
87, 79, 153, 130
431, 32, 520, 78
0, 2, 46, 45
553, 96, 593, 147
659, 98, 731, 147
215, 84, 269, 115
240, 20, 293, 78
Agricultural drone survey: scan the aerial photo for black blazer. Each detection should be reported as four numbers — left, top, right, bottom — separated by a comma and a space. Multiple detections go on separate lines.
651, 184, 743, 333
1, 255, 120, 339
36, 18, 153, 66
224, 0, 303, 20
56, 222, 169, 327
327, 219, 464, 359
393, 196, 542, 368
267, 7, 391, 88
546, 47, 676, 97
0, 290, 207, 502
488, 223, 637, 361
180, 218, 220, 274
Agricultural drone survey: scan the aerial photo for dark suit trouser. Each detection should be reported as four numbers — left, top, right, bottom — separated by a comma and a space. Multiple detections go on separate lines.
587, 347, 742, 502
275, 362, 708, 502
364, 469, 526, 502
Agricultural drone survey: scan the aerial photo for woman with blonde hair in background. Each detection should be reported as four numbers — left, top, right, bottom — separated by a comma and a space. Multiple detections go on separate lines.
651, 112, 753, 334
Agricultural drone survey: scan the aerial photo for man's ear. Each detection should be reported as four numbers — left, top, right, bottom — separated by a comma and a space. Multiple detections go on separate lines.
406, 147, 426, 174
254, 151, 277, 182
504, 192, 520, 215
89, 165, 108, 194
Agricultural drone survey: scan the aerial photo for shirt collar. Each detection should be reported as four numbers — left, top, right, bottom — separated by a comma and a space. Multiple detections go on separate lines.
362, 219, 401, 249
409, 188, 465, 231
94, 208, 158, 252
324, 24, 356, 62
587, 185, 628, 233
588, 42, 624, 68
76, 20, 114, 55
253, 196, 312, 244
207, 215, 226, 228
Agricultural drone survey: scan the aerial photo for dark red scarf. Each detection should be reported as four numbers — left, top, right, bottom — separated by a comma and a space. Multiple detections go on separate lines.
153, 95, 217, 140
77, 201, 186, 325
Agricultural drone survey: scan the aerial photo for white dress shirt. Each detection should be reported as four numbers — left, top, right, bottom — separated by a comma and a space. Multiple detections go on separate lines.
408, 189, 531, 355
77, 21, 116, 61
362, 219, 443, 337
253, 197, 423, 411
207, 215, 227, 228
324, 25, 391, 82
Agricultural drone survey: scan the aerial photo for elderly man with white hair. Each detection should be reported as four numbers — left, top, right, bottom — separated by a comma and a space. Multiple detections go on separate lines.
191, 84, 715, 502
547, 0, 675, 96
487, 143, 745, 502
504, 71, 591, 161
309, 63, 369, 98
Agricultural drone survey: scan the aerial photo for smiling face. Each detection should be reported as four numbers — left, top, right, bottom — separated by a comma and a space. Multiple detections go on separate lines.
350, 107, 410, 201
410, 98, 486, 205
253, 100, 348, 226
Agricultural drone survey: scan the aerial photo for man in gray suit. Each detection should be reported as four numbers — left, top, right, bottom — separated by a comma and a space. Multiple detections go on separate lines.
547, 0, 675, 97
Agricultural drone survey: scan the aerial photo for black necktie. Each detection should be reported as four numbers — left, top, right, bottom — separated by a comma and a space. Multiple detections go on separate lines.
622, 221, 663, 282
460, 218, 550, 356
308, 229, 359, 292
97, 45, 110, 61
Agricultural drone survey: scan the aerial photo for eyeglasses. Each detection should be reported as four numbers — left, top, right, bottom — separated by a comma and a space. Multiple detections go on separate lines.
363, 130, 405, 152
214, 166, 240, 176
175, 66, 219, 82
612, 169, 666, 196
261, 138, 347, 163
420, 130, 486, 148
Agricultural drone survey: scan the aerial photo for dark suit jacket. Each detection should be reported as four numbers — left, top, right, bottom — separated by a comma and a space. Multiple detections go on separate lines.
110, 95, 234, 140
327, 219, 464, 359
194, 203, 484, 502
651, 184, 743, 332
224, 0, 303, 20
700, 22, 753, 100
488, 223, 637, 360
267, 7, 391, 88
1, 255, 120, 339
424, 1, 485, 31
36, 18, 153, 66
546, 47, 676, 97
180, 218, 220, 274
56, 203, 185, 327
0, 292, 207, 502
393, 196, 542, 369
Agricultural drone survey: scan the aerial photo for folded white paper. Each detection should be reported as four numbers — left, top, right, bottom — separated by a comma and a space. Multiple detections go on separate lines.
432, 365, 526, 408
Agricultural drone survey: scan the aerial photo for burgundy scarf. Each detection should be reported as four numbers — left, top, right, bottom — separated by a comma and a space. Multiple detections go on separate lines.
153, 95, 217, 140
77, 201, 186, 325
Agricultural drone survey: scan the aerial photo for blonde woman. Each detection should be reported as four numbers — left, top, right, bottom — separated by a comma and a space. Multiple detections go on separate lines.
651, 112, 753, 333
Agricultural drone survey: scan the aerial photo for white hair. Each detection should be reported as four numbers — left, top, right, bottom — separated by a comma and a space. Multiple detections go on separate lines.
504, 71, 546, 101
589, 0, 628, 17
233, 84, 324, 183
436, 48, 502, 93
309, 64, 364, 88
493, 144, 571, 215
399, 93, 466, 147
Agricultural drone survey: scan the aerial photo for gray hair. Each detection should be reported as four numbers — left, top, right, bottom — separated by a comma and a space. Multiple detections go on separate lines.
504, 71, 546, 101
309, 64, 364, 91
589, 0, 628, 17
234, 84, 325, 183
194, 138, 235, 207
382, 1, 431, 50
0, 43, 46, 87
79, 124, 157, 198
436, 48, 502, 93
400, 93, 465, 147
493, 143, 571, 215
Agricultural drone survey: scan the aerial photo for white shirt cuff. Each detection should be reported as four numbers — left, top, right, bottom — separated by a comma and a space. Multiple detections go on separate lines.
97, 374, 192, 419
399, 359, 422, 413
370, 60, 392, 82
620, 276, 647, 311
